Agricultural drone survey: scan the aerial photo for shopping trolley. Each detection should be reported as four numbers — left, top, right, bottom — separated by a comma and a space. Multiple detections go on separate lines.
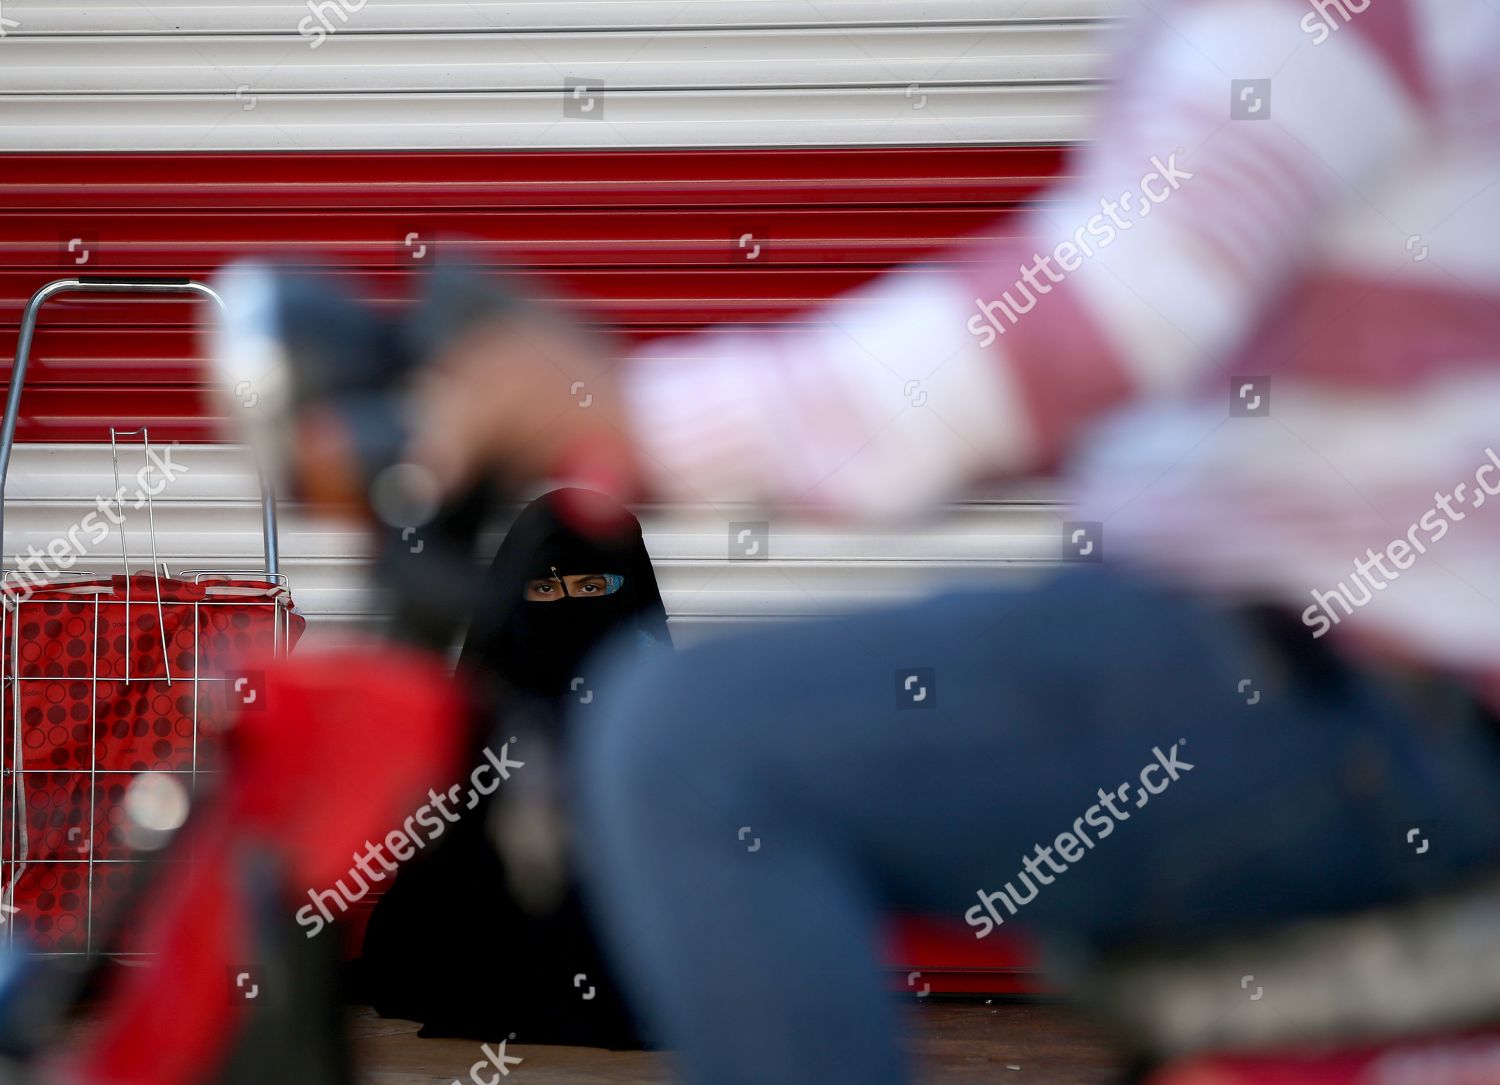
0, 278, 304, 957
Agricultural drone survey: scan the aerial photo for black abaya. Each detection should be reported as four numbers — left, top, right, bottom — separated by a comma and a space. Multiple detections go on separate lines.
359, 488, 670, 1047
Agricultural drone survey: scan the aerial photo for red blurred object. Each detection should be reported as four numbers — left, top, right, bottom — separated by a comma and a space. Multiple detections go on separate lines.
48, 645, 466, 1085
887, 916, 1045, 997
1149, 1027, 1500, 1085
0, 573, 301, 955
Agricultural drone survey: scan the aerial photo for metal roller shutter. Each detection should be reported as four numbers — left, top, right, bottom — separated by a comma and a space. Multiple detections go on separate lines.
0, 2, 1110, 637
0, 0, 1101, 992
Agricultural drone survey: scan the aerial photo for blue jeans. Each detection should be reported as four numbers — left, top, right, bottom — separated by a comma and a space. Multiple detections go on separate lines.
571, 568, 1500, 1085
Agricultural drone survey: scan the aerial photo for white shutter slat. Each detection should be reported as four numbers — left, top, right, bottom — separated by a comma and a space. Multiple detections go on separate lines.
0, 27, 1105, 94
0, 85, 1098, 150
1, 444, 1065, 644
5, 1, 1116, 34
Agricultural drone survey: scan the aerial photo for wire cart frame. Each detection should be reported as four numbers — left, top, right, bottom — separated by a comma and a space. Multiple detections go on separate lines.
0, 279, 295, 957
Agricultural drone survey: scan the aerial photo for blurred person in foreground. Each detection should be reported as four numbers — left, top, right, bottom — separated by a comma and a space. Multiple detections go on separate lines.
408, 1, 1500, 1082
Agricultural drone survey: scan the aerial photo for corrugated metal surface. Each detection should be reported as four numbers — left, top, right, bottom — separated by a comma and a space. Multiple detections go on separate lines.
0, 150, 1075, 646
1, 445, 1065, 646
0, 5, 1080, 639
0, 1, 1115, 150
0, 146, 1067, 441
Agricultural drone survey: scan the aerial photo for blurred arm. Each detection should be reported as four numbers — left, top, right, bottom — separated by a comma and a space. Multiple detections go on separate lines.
623, 0, 1423, 517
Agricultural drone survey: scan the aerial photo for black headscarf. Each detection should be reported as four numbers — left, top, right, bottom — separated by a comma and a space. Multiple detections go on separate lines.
458, 488, 672, 701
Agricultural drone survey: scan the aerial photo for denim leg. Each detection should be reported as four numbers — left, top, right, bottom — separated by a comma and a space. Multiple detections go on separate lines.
571, 567, 1500, 1085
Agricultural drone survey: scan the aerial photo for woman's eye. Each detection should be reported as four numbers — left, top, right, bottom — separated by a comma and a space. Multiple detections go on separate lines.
579, 583, 599, 593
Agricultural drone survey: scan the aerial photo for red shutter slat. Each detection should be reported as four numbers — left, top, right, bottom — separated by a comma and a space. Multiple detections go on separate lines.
0, 147, 1065, 443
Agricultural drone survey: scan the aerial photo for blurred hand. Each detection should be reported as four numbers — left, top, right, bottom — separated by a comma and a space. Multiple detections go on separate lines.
408, 310, 638, 499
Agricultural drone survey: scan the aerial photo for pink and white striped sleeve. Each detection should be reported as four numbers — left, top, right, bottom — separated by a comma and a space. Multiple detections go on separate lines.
622, 0, 1422, 518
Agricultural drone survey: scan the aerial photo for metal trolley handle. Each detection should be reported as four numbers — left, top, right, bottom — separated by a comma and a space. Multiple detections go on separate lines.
0, 278, 280, 576
1, 281, 286, 931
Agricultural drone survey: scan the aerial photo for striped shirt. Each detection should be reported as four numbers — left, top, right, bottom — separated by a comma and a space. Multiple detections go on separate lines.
622, 0, 1500, 704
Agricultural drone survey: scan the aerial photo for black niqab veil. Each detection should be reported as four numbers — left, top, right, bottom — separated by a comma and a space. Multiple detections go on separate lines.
360, 489, 669, 1048
458, 487, 671, 700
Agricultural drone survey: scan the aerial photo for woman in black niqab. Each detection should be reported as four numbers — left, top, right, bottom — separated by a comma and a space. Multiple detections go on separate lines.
463, 487, 670, 697
360, 488, 670, 1048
